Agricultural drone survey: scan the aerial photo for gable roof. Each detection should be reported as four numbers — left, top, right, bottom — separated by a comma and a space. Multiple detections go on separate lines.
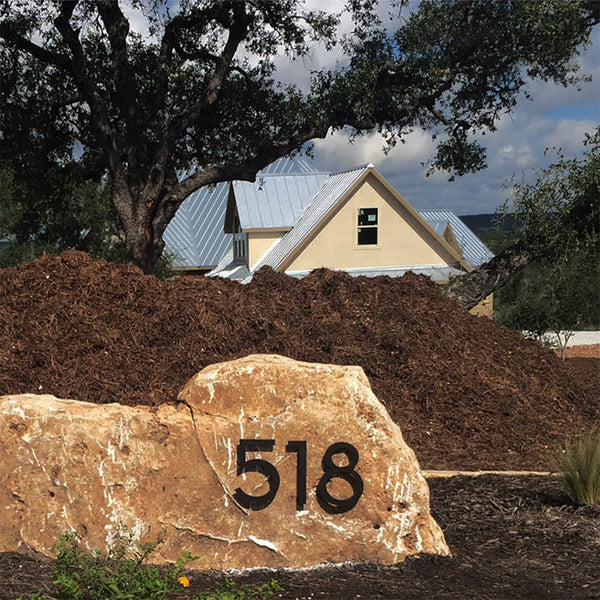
245, 164, 372, 278
419, 209, 494, 268
244, 166, 478, 281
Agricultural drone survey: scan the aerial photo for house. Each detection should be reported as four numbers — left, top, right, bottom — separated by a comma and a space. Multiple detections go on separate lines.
163, 159, 494, 315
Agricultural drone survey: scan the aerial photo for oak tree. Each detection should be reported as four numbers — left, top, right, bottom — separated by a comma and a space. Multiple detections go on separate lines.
1, 0, 598, 274
444, 129, 600, 310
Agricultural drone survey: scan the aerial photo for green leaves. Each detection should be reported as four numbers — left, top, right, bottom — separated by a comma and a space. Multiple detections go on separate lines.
493, 130, 600, 334
17, 530, 283, 600
507, 128, 600, 258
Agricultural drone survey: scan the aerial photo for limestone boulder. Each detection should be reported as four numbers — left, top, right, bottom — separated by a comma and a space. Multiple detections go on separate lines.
0, 354, 449, 568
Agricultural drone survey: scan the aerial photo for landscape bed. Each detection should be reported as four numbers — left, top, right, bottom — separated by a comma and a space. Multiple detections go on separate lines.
0, 251, 598, 599
2, 475, 599, 600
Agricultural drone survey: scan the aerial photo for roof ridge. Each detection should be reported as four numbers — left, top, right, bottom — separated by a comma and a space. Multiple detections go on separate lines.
419, 208, 458, 214
329, 163, 373, 177
256, 170, 330, 178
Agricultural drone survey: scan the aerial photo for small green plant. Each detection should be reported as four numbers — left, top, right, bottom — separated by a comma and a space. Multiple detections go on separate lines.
552, 427, 600, 505
196, 578, 283, 600
18, 531, 282, 600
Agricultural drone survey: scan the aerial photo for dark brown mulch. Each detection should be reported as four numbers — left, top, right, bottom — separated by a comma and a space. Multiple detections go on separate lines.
0, 251, 598, 470
3, 475, 599, 600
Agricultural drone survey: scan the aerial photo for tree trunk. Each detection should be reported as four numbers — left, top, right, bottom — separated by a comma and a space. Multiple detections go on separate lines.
444, 242, 534, 311
111, 179, 165, 275
123, 222, 164, 275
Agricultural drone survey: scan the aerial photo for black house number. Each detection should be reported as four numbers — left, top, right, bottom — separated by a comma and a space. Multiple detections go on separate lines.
232, 439, 364, 514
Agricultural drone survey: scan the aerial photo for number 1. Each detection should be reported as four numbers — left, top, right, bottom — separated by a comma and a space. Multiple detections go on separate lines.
285, 441, 307, 511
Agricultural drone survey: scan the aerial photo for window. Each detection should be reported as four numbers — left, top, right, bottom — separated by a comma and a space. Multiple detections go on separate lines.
357, 208, 378, 245
233, 215, 247, 260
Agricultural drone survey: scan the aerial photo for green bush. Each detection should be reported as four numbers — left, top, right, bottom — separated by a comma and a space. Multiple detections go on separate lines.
18, 531, 282, 600
553, 427, 600, 505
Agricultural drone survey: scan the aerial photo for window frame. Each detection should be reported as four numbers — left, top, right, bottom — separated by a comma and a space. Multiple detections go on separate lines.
233, 214, 248, 260
357, 207, 379, 246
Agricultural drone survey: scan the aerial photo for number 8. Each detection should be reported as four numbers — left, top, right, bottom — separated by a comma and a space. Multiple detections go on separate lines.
316, 442, 364, 514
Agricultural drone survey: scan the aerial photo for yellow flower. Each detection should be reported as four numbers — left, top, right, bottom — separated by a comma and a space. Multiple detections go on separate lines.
178, 575, 190, 588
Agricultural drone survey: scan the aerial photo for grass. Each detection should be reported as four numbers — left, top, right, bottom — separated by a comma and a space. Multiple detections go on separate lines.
553, 427, 600, 505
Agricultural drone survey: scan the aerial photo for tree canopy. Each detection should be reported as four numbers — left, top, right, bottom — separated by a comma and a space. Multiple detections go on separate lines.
444, 128, 600, 310
1, 0, 598, 273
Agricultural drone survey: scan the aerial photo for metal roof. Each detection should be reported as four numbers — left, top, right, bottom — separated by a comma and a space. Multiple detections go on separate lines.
259, 156, 321, 175
286, 264, 463, 282
165, 160, 494, 275
163, 182, 231, 269
164, 158, 322, 268
419, 209, 494, 268
233, 172, 329, 230
243, 164, 371, 281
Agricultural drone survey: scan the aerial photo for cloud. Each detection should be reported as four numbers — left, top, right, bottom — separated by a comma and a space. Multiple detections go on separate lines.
304, 26, 599, 215
308, 109, 597, 215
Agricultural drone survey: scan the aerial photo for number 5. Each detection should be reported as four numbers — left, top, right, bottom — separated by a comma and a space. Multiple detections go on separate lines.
233, 439, 280, 510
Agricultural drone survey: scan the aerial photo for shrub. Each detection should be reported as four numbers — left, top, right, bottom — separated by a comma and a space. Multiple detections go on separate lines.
553, 427, 600, 505
18, 530, 282, 600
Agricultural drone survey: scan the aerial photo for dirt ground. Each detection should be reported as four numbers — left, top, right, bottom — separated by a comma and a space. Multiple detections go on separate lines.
564, 344, 600, 359
2, 474, 599, 600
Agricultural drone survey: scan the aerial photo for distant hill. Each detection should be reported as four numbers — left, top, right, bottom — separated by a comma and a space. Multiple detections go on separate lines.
459, 213, 522, 234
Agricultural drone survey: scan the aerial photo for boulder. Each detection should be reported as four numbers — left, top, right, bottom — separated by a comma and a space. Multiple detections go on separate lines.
0, 355, 449, 568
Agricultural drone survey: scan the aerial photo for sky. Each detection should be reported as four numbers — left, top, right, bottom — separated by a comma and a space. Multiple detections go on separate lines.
271, 1, 600, 216
127, 1, 599, 216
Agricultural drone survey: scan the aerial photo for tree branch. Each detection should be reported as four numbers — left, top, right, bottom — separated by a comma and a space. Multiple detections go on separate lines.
53, 1, 123, 184
95, 0, 142, 143
150, 123, 330, 238
0, 24, 71, 69
150, 1, 239, 120
166, 2, 250, 142
444, 241, 534, 310
444, 188, 599, 310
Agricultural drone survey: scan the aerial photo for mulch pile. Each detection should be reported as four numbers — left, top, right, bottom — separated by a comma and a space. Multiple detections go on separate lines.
0, 250, 598, 469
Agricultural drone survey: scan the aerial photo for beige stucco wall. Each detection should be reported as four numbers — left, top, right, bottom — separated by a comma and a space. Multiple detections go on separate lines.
286, 174, 459, 272
469, 293, 494, 317
248, 230, 285, 269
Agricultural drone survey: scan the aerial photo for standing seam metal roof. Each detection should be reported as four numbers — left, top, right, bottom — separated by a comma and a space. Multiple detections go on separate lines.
163, 182, 231, 268
419, 209, 494, 268
165, 160, 494, 274
164, 158, 320, 268
285, 264, 464, 282
233, 172, 329, 230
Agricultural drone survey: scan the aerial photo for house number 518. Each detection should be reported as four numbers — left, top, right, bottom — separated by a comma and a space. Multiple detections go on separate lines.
232, 439, 364, 514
